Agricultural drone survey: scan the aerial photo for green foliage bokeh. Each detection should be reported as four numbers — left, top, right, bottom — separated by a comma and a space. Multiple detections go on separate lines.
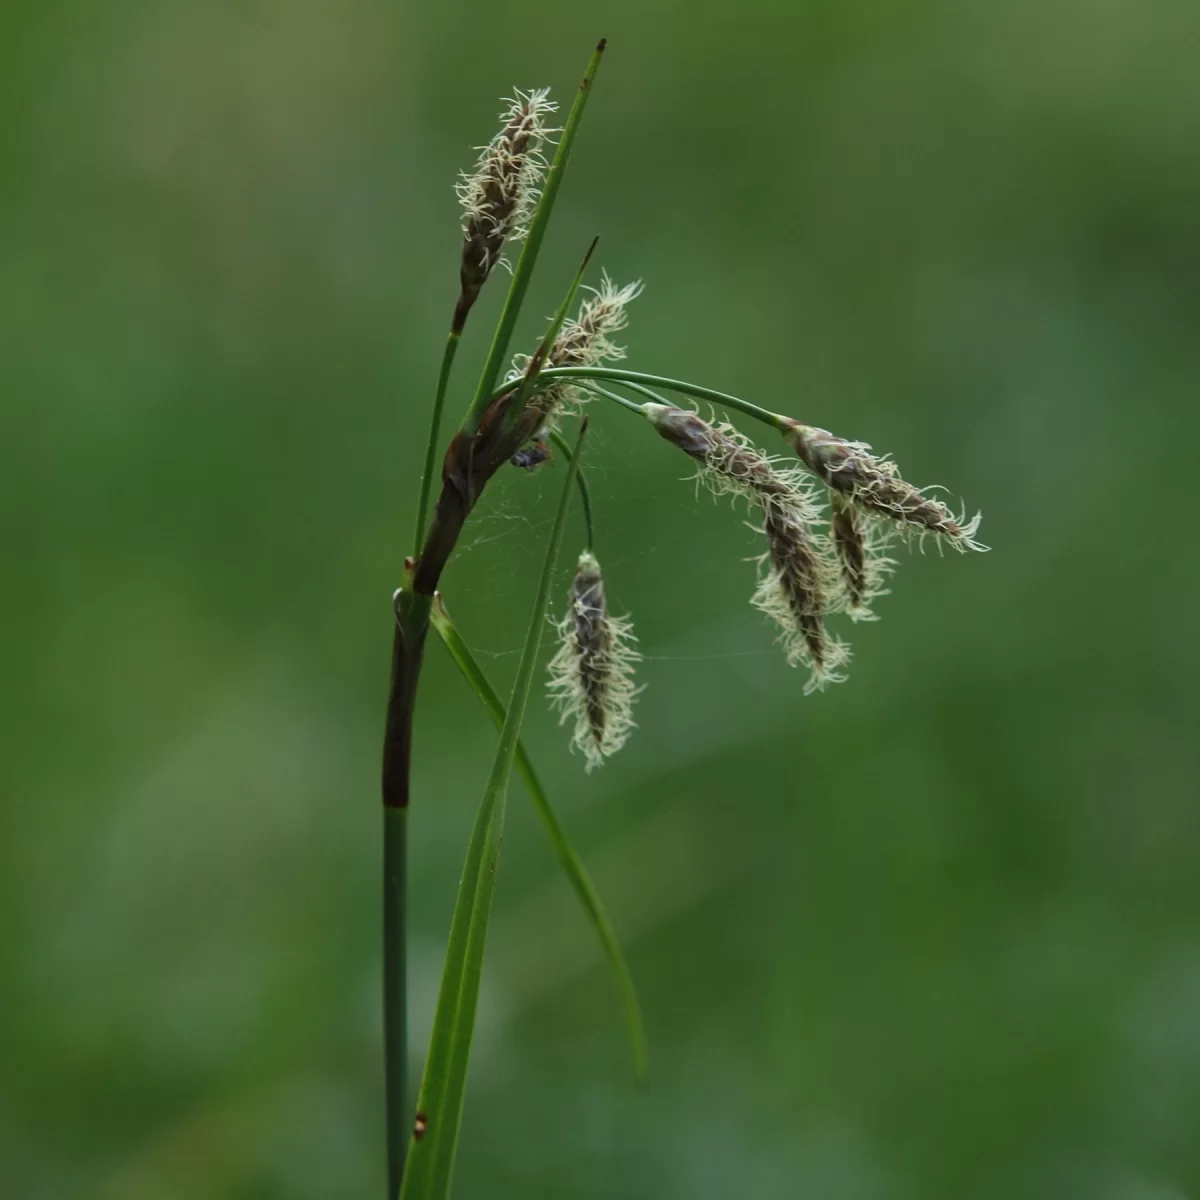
2, 1, 1198, 1196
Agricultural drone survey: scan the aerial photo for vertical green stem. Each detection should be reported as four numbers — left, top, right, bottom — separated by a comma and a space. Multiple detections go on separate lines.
383, 803, 408, 1200
413, 327, 464, 558
381, 588, 431, 1197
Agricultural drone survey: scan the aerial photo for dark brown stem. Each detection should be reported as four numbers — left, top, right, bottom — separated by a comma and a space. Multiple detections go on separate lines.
383, 384, 534, 811
381, 618, 428, 810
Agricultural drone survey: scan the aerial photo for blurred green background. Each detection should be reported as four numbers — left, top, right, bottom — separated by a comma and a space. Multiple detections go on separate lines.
3, 1, 1199, 1196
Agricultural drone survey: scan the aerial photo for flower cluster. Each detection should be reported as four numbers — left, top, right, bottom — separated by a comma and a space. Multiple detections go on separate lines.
455, 89, 558, 310
637, 404, 986, 694
547, 551, 641, 770
447, 85, 985, 772
643, 404, 849, 690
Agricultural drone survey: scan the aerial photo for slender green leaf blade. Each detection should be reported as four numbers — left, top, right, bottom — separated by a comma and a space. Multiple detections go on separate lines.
431, 596, 648, 1083
400, 421, 590, 1200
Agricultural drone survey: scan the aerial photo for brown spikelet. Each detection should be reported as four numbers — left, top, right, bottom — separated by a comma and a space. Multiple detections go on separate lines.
830, 495, 867, 609
758, 501, 848, 687
644, 403, 848, 688
781, 419, 985, 552
456, 90, 557, 312
572, 556, 610, 741
548, 552, 640, 770
827, 493, 895, 621
506, 277, 643, 461
522, 276, 643, 426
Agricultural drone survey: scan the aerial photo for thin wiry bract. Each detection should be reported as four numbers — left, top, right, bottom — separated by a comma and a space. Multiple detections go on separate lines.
455, 88, 558, 301
643, 403, 848, 690
781, 419, 987, 554
547, 551, 641, 771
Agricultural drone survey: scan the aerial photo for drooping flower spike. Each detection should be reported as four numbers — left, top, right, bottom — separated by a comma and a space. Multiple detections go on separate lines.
642, 403, 849, 691
780, 418, 986, 554
455, 88, 559, 309
827, 492, 896, 622
548, 551, 641, 770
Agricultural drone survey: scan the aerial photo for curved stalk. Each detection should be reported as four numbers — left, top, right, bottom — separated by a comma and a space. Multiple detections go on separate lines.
575, 381, 645, 416
548, 427, 595, 550
514, 366, 788, 431
594, 378, 672, 409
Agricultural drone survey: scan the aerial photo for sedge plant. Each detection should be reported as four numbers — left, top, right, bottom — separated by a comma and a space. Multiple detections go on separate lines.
383, 38, 985, 1199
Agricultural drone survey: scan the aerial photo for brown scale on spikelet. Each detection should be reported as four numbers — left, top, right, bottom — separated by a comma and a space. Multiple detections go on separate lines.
827, 492, 896, 621
547, 552, 641, 770
643, 403, 848, 690
781, 419, 986, 554
455, 89, 557, 310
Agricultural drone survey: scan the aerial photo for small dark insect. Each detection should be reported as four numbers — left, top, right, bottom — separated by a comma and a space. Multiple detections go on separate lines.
511, 435, 552, 471
413, 1111, 428, 1141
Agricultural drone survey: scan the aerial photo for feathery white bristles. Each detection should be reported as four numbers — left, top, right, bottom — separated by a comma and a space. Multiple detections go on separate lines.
782, 419, 988, 554
455, 89, 558, 289
547, 552, 641, 771
554, 274, 644, 369
643, 403, 850, 691
751, 564, 851, 692
750, 495, 850, 693
826, 496, 897, 621
509, 273, 643, 425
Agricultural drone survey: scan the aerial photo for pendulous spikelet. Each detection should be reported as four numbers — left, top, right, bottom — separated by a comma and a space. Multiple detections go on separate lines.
780, 419, 986, 553
455, 89, 558, 311
643, 403, 848, 690
827, 492, 896, 621
547, 551, 641, 771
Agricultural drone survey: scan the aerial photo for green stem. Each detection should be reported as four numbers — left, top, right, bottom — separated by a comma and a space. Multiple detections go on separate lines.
383, 804, 407, 1200
380, 583, 432, 1199
593, 378, 671, 409
413, 328, 464, 558
519, 366, 788, 431
548, 427, 595, 550
575, 382, 645, 416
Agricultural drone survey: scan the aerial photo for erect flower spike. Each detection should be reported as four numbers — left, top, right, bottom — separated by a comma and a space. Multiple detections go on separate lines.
455, 88, 559, 311
780, 418, 986, 554
548, 551, 641, 770
643, 403, 849, 691
510, 274, 643, 433
550, 274, 643, 370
